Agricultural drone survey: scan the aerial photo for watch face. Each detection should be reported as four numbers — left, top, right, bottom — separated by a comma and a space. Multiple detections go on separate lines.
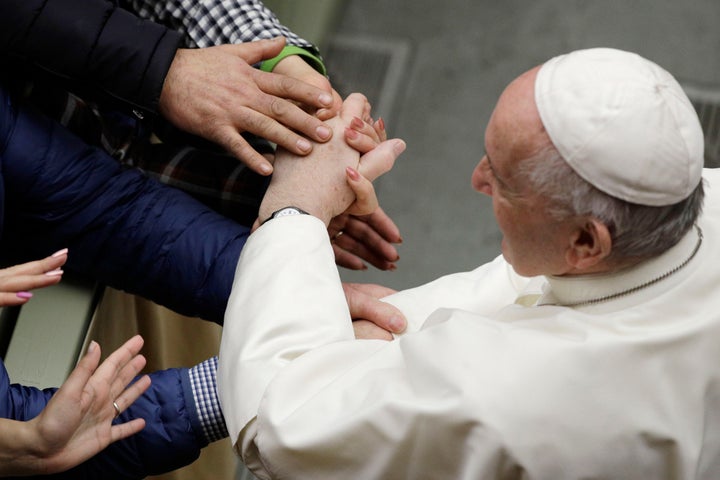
275, 208, 303, 218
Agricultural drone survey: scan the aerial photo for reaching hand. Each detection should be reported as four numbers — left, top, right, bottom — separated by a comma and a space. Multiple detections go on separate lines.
0, 251, 150, 475
24, 336, 150, 474
0, 249, 68, 306
159, 37, 336, 175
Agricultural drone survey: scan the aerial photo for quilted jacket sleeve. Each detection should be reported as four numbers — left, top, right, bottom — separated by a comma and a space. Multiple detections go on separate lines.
0, 0, 182, 114
0, 83, 248, 323
0, 361, 210, 479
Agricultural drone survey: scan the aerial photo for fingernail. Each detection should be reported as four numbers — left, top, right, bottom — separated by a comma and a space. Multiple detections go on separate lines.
345, 127, 359, 140
52, 248, 68, 258
259, 163, 273, 175
346, 166, 361, 181
296, 138, 312, 152
16, 291, 33, 299
351, 117, 364, 129
319, 93, 333, 106
393, 139, 407, 155
88, 340, 97, 353
45, 269, 63, 277
389, 315, 405, 333
316, 125, 331, 140
378, 117, 386, 131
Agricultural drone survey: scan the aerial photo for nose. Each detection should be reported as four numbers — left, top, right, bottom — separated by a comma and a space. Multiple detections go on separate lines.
472, 156, 492, 196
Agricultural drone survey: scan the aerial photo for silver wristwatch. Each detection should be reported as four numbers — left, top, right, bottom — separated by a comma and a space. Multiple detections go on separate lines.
261, 206, 310, 225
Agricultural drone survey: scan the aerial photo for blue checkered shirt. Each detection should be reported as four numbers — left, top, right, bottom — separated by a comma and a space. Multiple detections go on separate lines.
189, 356, 228, 443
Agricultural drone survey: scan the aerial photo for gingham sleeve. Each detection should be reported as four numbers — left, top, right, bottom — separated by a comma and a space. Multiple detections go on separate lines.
123, 0, 316, 50
188, 356, 229, 443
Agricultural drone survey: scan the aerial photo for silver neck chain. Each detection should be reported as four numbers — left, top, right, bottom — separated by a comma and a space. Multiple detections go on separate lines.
549, 225, 703, 308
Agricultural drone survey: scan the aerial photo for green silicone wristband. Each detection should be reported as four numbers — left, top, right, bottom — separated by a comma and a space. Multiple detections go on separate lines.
260, 45, 327, 76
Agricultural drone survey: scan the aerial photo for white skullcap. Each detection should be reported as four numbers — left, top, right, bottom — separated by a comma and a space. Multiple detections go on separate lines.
535, 48, 704, 206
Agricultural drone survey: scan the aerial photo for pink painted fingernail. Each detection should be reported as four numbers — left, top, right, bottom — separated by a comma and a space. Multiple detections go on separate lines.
351, 117, 364, 129
345, 127, 359, 140
51, 248, 68, 257
45, 269, 64, 277
17, 291, 33, 299
346, 166, 361, 180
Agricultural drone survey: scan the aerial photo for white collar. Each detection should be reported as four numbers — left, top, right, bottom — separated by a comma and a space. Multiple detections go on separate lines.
538, 226, 703, 307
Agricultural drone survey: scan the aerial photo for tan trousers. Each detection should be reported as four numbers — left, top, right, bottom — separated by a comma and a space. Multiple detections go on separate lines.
87, 287, 237, 480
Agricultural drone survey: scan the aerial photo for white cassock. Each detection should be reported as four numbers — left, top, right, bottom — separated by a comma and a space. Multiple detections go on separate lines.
218, 168, 720, 479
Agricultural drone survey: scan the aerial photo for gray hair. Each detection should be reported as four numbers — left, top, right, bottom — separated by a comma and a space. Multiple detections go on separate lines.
517, 144, 704, 262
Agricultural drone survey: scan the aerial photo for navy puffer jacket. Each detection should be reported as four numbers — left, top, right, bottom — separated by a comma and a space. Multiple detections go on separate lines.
0, 85, 249, 323
0, 361, 211, 479
0, 0, 182, 115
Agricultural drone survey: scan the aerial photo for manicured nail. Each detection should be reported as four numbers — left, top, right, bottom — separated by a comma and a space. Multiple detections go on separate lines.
319, 93, 333, 106
87, 340, 98, 353
316, 125, 331, 140
345, 127, 359, 140
16, 291, 33, 299
296, 138, 312, 152
378, 117, 386, 131
351, 117, 364, 130
45, 269, 63, 277
52, 248, 68, 258
393, 139, 407, 155
346, 166, 361, 181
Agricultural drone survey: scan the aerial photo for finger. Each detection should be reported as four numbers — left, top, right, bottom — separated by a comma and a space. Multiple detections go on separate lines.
229, 101, 331, 156
335, 218, 400, 269
332, 243, 367, 270
345, 167, 379, 216
252, 69, 335, 122
109, 354, 147, 403
374, 118, 387, 142
0, 270, 64, 296
352, 320, 393, 341
338, 93, 370, 123
345, 127, 380, 155
363, 207, 402, 244
222, 37, 286, 66
357, 138, 406, 182
112, 373, 151, 419
315, 88, 343, 120
0, 249, 68, 278
344, 281, 399, 299
93, 335, 145, 391
64, 341, 103, 406
109, 418, 146, 443
213, 125, 274, 175
343, 283, 406, 333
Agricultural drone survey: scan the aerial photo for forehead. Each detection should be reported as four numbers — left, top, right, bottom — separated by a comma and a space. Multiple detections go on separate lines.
484, 67, 550, 182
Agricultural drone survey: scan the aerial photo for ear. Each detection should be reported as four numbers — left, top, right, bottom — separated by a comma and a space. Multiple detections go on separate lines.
565, 219, 612, 271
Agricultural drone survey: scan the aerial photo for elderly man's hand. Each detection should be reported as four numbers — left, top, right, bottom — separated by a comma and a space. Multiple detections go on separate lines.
258, 93, 405, 226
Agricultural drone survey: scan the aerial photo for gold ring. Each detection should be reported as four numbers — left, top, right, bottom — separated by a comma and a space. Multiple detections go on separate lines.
113, 401, 121, 418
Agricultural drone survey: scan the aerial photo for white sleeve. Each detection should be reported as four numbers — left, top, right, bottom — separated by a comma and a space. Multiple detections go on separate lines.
218, 215, 352, 448
217, 215, 517, 478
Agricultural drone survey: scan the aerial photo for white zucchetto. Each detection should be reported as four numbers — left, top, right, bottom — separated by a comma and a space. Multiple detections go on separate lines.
535, 48, 704, 206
